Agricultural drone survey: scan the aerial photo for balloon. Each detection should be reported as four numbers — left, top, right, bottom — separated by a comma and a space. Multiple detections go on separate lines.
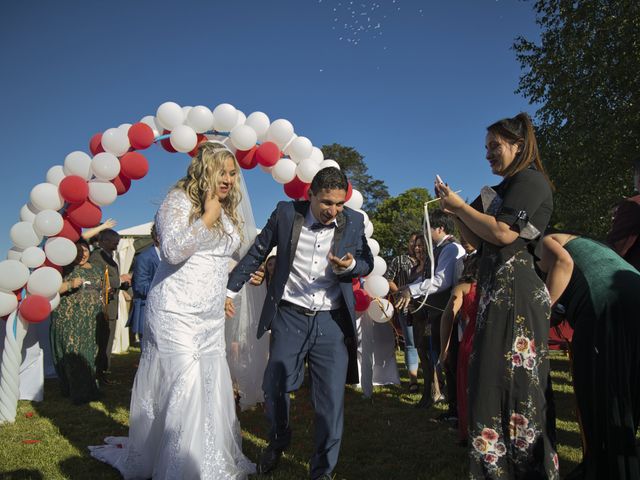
367, 298, 394, 323
128, 122, 155, 150
59, 175, 89, 204
319, 159, 340, 171
309, 146, 324, 164
354, 289, 372, 313
245, 111, 270, 141
345, 189, 364, 210
27, 267, 62, 298
19, 203, 39, 223
346, 182, 353, 201
170, 125, 198, 153
234, 110, 246, 128
57, 218, 82, 242
63, 151, 93, 180
66, 200, 102, 228
229, 125, 257, 151
7, 247, 23, 261
267, 119, 294, 149
118, 123, 132, 133
160, 129, 177, 153
368, 256, 387, 277
91, 152, 121, 180
46, 165, 66, 186
367, 238, 380, 257
140, 115, 163, 137
156, 101, 185, 130
44, 237, 77, 266
43, 258, 63, 273
19, 295, 51, 323
287, 136, 313, 163
187, 134, 208, 157
20, 246, 46, 269
89, 133, 105, 155
0, 291, 18, 317
120, 152, 149, 180
88, 179, 117, 206
255, 142, 280, 167
111, 173, 132, 195
272, 158, 297, 184
30, 182, 64, 211
101, 127, 130, 156
283, 177, 309, 199
49, 292, 60, 310
365, 221, 374, 238
363, 274, 389, 298
296, 157, 320, 183
0, 260, 30, 292
33, 210, 63, 237
10, 222, 42, 249
236, 146, 258, 169
186, 105, 214, 133
212, 103, 238, 132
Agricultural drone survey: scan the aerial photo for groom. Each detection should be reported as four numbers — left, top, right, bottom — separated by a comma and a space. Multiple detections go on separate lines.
226, 167, 373, 479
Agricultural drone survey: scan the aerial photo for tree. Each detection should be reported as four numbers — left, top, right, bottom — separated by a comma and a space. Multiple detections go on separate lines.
371, 188, 434, 258
321, 143, 389, 212
513, 0, 640, 238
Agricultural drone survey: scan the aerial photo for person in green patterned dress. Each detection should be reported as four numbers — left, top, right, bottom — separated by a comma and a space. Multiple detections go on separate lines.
50, 239, 104, 404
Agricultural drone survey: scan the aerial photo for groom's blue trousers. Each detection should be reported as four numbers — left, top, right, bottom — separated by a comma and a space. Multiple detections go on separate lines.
262, 302, 349, 479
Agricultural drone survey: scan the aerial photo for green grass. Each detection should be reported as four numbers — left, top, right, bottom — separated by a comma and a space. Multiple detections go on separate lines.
0, 351, 582, 479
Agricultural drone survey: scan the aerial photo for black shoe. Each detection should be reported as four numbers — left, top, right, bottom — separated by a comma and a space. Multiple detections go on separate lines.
436, 412, 458, 422
414, 395, 433, 409
257, 446, 283, 474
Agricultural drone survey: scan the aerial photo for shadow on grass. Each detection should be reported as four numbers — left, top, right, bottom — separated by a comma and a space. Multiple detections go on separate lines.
0, 470, 44, 479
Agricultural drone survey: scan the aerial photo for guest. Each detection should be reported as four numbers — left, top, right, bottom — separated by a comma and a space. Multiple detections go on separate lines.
82, 218, 117, 242
50, 239, 103, 404
264, 252, 277, 286
539, 233, 640, 480
607, 158, 640, 271
436, 112, 558, 477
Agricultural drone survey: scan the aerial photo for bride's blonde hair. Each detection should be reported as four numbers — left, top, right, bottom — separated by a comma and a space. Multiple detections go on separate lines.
173, 142, 243, 238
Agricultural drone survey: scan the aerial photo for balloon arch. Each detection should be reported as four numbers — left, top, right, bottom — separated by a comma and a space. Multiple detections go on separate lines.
0, 101, 394, 423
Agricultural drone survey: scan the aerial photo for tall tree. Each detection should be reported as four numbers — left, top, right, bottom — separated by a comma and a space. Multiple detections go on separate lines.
321, 143, 389, 212
514, 0, 640, 237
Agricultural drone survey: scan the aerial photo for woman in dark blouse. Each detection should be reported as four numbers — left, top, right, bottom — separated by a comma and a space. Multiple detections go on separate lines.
437, 113, 558, 479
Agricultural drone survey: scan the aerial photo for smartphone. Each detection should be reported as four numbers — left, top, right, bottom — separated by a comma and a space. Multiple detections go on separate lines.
436, 174, 444, 186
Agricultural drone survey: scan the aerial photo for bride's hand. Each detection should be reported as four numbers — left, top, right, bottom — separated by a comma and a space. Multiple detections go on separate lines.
202, 190, 222, 228
435, 180, 465, 213
224, 297, 236, 318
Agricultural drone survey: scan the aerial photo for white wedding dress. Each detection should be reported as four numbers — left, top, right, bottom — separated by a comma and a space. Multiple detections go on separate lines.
90, 189, 255, 479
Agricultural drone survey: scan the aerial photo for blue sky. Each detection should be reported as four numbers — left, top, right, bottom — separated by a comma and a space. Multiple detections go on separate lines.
0, 0, 540, 256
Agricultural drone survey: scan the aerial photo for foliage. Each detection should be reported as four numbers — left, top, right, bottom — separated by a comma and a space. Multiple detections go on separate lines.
513, 0, 640, 238
321, 143, 390, 212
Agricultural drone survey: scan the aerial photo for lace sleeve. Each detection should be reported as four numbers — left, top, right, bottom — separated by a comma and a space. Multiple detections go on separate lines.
156, 189, 210, 265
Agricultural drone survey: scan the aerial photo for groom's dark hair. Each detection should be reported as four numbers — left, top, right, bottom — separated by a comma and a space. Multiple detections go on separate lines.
309, 167, 348, 194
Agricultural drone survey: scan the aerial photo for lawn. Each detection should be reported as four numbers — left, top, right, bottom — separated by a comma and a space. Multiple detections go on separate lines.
0, 350, 582, 479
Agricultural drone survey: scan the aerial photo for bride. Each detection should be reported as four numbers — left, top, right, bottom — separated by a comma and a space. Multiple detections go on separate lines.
90, 142, 256, 479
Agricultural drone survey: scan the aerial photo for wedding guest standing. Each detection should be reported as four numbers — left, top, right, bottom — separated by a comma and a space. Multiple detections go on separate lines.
607, 158, 640, 271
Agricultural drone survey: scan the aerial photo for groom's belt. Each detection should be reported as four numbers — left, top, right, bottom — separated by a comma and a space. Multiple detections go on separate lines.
279, 300, 342, 317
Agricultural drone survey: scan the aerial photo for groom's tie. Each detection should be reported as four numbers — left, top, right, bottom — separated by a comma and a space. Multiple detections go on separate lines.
309, 222, 336, 231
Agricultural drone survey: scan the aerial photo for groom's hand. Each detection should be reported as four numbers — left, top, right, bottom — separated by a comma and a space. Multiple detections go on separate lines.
249, 265, 265, 286
224, 297, 236, 318
328, 252, 354, 270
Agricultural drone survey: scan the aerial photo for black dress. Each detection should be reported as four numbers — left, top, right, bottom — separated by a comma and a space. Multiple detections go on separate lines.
467, 167, 559, 479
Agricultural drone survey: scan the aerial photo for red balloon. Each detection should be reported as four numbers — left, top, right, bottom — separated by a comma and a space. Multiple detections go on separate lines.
111, 173, 132, 195
128, 123, 155, 150
59, 175, 89, 204
160, 129, 177, 153
284, 177, 309, 199
120, 152, 149, 180
354, 289, 372, 313
66, 200, 102, 228
89, 133, 105, 155
303, 184, 311, 200
57, 218, 82, 242
19, 295, 51, 323
188, 134, 208, 157
346, 181, 353, 202
352, 277, 361, 289
236, 146, 259, 169
255, 142, 280, 167
43, 259, 63, 273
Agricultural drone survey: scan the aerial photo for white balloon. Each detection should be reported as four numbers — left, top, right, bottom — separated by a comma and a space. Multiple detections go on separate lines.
33, 210, 63, 237
88, 179, 118, 206
367, 238, 380, 257
267, 119, 294, 149
0, 260, 30, 292
7, 247, 23, 261
363, 275, 390, 298
30, 182, 64, 211
367, 298, 395, 323
318, 159, 340, 171
212, 103, 238, 132
245, 111, 270, 141
44, 237, 77, 267
101, 127, 130, 156
20, 246, 46, 268
271, 158, 297, 184
118, 123, 132, 133
170, 125, 198, 153
63, 151, 92, 179
229, 125, 257, 151
140, 115, 163, 137
27, 266, 62, 298
20, 203, 39, 223
357, 209, 370, 226
368, 256, 387, 277
234, 110, 246, 128
49, 292, 60, 310
346, 189, 364, 210
0, 290, 18, 316
365, 221, 374, 238
296, 157, 321, 183
10, 221, 43, 249
91, 152, 121, 180
181, 106, 192, 121
287, 136, 313, 163
186, 105, 214, 133
309, 146, 324, 164
46, 165, 66, 186
156, 101, 185, 130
